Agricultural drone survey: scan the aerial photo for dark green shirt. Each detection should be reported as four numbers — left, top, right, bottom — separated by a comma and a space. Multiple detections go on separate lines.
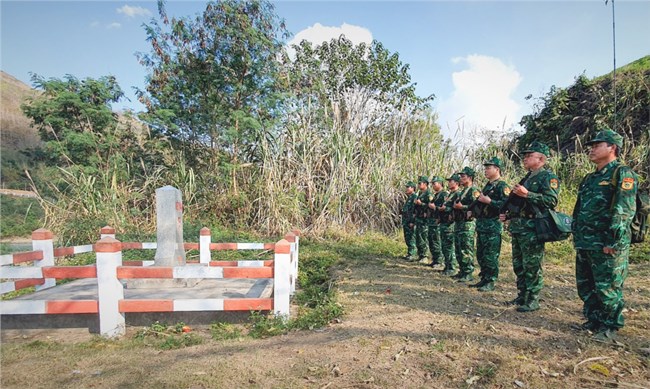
439, 189, 460, 224
475, 179, 510, 233
415, 188, 433, 220
508, 168, 560, 234
401, 192, 418, 225
573, 160, 637, 250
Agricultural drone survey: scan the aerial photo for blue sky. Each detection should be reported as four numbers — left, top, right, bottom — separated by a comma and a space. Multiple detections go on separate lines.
2, 1, 649, 141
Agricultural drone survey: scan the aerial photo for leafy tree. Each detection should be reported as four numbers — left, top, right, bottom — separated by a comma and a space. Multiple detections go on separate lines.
136, 0, 289, 193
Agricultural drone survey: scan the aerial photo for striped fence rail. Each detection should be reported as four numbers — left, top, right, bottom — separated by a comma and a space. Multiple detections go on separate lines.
0, 226, 300, 338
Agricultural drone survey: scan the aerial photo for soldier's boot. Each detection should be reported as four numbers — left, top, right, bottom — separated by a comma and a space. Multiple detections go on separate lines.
442, 268, 456, 276
478, 282, 495, 292
592, 328, 619, 344
517, 294, 540, 312
504, 291, 526, 306
468, 279, 487, 288
457, 273, 474, 283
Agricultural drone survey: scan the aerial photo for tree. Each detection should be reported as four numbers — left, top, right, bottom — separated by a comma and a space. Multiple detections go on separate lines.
136, 0, 289, 193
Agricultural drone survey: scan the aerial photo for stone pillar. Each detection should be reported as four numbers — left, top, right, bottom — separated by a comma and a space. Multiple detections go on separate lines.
154, 186, 186, 266
95, 237, 125, 338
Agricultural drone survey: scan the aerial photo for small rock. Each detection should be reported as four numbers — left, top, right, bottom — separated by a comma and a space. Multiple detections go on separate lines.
514, 380, 525, 387
72, 370, 82, 375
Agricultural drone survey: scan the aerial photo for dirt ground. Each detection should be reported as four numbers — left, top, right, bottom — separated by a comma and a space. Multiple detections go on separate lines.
2, 246, 649, 389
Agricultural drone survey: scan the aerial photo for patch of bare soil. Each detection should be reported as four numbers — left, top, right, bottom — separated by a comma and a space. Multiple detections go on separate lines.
2, 250, 649, 389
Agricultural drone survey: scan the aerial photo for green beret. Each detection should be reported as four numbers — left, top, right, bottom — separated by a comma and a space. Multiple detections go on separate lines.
585, 128, 623, 148
446, 173, 461, 182
429, 175, 444, 184
459, 166, 476, 178
418, 175, 429, 184
522, 141, 550, 157
405, 181, 416, 188
483, 157, 502, 169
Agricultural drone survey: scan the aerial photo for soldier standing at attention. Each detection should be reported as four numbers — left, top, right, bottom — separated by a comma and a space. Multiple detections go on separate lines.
499, 141, 559, 312
573, 129, 637, 342
427, 176, 447, 269
401, 181, 418, 261
469, 157, 510, 292
452, 167, 480, 282
438, 174, 460, 275
414, 176, 432, 262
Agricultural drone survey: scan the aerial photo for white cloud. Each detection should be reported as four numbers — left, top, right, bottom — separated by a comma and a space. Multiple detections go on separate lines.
437, 55, 522, 143
107, 22, 122, 29
286, 23, 373, 58
117, 5, 152, 18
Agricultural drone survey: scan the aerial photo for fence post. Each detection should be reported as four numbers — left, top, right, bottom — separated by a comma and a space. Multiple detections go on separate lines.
284, 232, 298, 295
200, 227, 211, 265
273, 239, 291, 317
32, 229, 55, 291
100, 226, 116, 239
95, 237, 125, 338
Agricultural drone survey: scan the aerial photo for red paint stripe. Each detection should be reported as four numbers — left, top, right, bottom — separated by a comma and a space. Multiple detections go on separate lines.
14, 278, 45, 289
223, 267, 273, 279
210, 261, 238, 267
263, 260, 274, 267
121, 242, 143, 250
119, 299, 173, 312
123, 260, 143, 266
42, 266, 97, 279
274, 239, 291, 254
263, 243, 275, 250
184, 243, 199, 250
32, 229, 53, 240
47, 300, 98, 314
117, 267, 173, 279
53, 247, 75, 257
11, 251, 44, 264
211, 243, 238, 250
200, 227, 210, 236
224, 298, 273, 311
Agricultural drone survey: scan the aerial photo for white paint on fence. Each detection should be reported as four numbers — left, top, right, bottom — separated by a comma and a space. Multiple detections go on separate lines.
237, 243, 265, 250
237, 260, 266, 267
0, 266, 43, 279
173, 299, 224, 311
1, 300, 46, 314
33, 235, 55, 291
173, 266, 223, 279
96, 244, 125, 338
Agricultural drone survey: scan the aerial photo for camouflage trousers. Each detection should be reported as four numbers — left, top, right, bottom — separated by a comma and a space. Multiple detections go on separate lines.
402, 223, 416, 258
476, 230, 502, 283
511, 230, 545, 303
439, 223, 456, 271
576, 249, 629, 330
427, 222, 443, 265
454, 221, 475, 276
415, 219, 429, 258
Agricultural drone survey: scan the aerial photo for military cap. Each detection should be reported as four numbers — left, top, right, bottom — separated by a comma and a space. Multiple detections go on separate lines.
446, 173, 461, 182
522, 141, 550, 157
483, 157, 502, 169
458, 166, 476, 178
430, 175, 444, 184
585, 128, 623, 148
405, 181, 416, 188
418, 175, 429, 184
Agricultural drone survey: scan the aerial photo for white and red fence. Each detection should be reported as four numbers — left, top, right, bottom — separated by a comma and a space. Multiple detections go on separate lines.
0, 227, 300, 337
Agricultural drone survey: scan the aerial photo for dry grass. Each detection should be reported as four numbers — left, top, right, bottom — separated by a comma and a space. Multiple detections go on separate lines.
2, 237, 649, 389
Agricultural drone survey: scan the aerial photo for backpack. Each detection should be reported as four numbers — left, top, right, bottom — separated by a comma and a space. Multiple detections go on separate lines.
611, 166, 650, 244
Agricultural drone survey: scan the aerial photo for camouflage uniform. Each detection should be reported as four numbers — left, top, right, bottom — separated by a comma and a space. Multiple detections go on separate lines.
439, 175, 460, 275
414, 176, 432, 260
505, 142, 559, 312
427, 176, 447, 266
401, 181, 418, 260
473, 158, 510, 290
573, 130, 637, 335
453, 167, 480, 282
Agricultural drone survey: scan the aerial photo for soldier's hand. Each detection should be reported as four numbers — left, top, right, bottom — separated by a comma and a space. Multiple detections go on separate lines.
478, 194, 491, 204
428, 203, 436, 209
453, 202, 463, 209
439, 205, 446, 211
409, 223, 414, 228
603, 247, 617, 255
512, 184, 528, 198
499, 214, 506, 222
415, 199, 422, 205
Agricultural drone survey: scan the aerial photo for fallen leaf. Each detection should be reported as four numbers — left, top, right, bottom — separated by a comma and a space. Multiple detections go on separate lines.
466, 375, 481, 385
588, 363, 610, 377
514, 380, 525, 387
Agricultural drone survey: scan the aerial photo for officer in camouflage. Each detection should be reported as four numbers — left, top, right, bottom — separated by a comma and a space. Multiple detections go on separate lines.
438, 174, 460, 275
427, 176, 447, 268
401, 181, 418, 261
573, 129, 637, 342
414, 176, 432, 262
469, 157, 510, 292
452, 167, 480, 282
499, 141, 559, 312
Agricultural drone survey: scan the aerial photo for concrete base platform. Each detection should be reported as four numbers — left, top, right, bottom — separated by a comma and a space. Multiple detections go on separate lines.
1, 277, 273, 333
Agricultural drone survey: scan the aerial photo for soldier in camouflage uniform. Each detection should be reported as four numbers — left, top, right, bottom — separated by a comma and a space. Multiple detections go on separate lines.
499, 141, 559, 312
427, 176, 447, 269
573, 129, 637, 342
469, 157, 510, 292
414, 176, 432, 262
438, 174, 460, 275
401, 181, 418, 261
452, 167, 480, 282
